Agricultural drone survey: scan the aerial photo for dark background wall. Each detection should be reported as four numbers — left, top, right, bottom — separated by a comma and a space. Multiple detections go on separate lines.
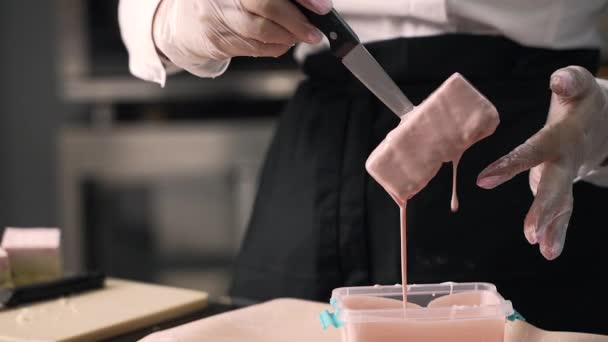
0, 1, 63, 228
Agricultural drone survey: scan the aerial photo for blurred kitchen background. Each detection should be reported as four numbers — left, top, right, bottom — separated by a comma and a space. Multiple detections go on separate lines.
0, 0, 303, 301
1, 1, 608, 301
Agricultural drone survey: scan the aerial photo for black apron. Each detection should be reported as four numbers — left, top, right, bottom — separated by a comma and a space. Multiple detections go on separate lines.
230, 35, 607, 334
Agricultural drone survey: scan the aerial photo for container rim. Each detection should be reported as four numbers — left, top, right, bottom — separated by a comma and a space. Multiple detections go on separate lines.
330, 282, 515, 323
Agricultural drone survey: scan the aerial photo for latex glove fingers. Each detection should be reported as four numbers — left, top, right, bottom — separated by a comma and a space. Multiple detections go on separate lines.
524, 161, 574, 260
153, 0, 327, 72
477, 66, 602, 189
476, 65, 606, 260
239, 0, 326, 43
476, 124, 575, 260
476, 122, 569, 189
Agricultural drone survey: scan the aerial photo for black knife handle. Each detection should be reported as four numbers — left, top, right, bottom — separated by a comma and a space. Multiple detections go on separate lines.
0, 272, 105, 307
291, 1, 359, 58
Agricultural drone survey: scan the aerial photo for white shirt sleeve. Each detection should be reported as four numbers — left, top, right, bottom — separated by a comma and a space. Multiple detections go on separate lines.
118, 0, 229, 87
580, 167, 608, 187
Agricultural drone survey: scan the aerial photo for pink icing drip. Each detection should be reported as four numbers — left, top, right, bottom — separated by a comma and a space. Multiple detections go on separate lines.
450, 156, 461, 213
400, 203, 407, 305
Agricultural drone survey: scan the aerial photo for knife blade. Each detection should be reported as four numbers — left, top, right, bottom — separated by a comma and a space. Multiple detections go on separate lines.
291, 3, 414, 117
0, 272, 105, 308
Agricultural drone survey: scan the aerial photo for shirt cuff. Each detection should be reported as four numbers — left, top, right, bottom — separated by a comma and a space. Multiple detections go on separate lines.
119, 0, 167, 86
578, 167, 608, 187
119, 0, 232, 86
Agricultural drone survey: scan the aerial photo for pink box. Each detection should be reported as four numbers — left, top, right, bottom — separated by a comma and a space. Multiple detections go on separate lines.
0, 247, 12, 288
1, 227, 62, 286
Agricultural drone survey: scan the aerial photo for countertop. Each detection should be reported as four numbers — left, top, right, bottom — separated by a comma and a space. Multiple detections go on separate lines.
105, 302, 237, 341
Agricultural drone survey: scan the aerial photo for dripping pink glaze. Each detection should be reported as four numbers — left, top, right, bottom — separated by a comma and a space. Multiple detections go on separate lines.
366, 73, 500, 303
451, 157, 461, 213
400, 204, 407, 305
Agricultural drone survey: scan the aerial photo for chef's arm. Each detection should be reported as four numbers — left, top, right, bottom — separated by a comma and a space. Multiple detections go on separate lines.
119, 0, 328, 87
118, 0, 230, 87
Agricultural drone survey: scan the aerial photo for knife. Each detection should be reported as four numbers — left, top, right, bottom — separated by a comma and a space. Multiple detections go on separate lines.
292, 2, 415, 117
0, 272, 105, 308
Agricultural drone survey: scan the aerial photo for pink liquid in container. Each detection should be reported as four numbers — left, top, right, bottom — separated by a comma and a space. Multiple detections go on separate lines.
324, 282, 513, 342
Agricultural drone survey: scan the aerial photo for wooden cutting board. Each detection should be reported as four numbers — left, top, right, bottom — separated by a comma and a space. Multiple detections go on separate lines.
0, 278, 207, 342
138, 298, 608, 342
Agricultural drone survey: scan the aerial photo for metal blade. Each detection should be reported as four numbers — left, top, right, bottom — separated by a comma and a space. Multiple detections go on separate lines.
342, 44, 414, 117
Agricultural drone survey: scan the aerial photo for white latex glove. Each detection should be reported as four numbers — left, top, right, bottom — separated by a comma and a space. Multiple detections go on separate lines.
152, 0, 330, 77
477, 66, 608, 260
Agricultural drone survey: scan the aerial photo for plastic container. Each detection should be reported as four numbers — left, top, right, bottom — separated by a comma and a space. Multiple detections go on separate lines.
321, 282, 514, 342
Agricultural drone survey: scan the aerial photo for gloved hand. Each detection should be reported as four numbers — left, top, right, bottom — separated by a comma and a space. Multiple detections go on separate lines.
152, 0, 330, 77
477, 66, 608, 260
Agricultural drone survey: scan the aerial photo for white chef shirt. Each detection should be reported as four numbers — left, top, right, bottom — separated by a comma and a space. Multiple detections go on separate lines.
119, 0, 608, 86
118, 0, 608, 183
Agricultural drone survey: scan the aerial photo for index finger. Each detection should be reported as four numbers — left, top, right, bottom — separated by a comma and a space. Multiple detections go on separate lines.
240, 0, 323, 44
476, 124, 563, 189
296, 0, 333, 15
